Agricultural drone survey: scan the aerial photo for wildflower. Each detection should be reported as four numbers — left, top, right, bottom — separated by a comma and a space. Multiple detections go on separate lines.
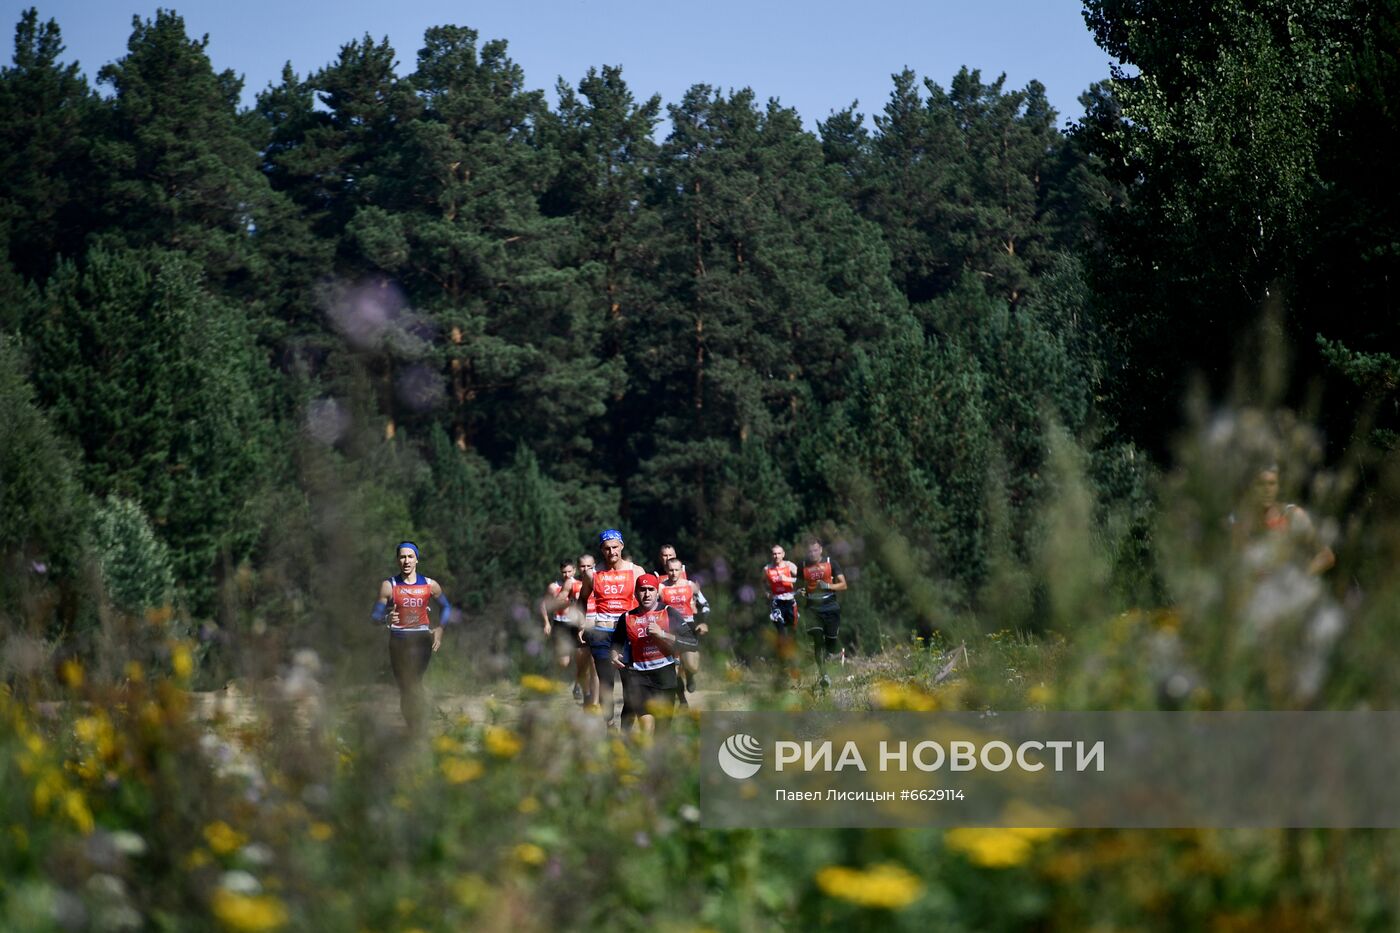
172, 643, 195, 680
210, 889, 288, 932
517, 796, 540, 814
308, 823, 334, 842
483, 727, 522, 759
62, 789, 94, 834
440, 757, 484, 784
432, 734, 460, 755
125, 660, 145, 682
944, 827, 1061, 868
871, 680, 937, 711
519, 674, 557, 694
110, 831, 147, 856
512, 843, 547, 867
1026, 684, 1054, 706
183, 849, 212, 870
814, 863, 923, 909
453, 873, 489, 909
220, 871, 262, 894
204, 821, 248, 856
58, 658, 84, 688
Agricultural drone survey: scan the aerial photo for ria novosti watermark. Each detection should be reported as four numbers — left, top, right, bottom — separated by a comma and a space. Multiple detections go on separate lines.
700, 712, 1400, 828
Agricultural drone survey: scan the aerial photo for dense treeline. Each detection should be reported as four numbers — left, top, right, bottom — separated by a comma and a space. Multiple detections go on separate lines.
2, 3, 1394, 663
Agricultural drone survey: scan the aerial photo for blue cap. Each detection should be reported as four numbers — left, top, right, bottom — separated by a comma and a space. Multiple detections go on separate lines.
396, 541, 420, 558
599, 528, 623, 544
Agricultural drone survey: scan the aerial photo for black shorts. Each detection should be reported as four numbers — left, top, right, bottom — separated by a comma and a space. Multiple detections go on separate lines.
806, 606, 841, 639
551, 620, 582, 654
624, 663, 681, 715
770, 598, 796, 629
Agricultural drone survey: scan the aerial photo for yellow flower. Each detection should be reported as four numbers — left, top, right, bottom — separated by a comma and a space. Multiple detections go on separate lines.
517, 796, 540, 814
944, 827, 1061, 868
440, 757, 484, 784
432, 734, 460, 755
519, 674, 557, 694
512, 843, 547, 867
815, 863, 923, 909
32, 768, 66, 813
183, 848, 212, 870
453, 873, 489, 909
1026, 684, 1054, 706
483, 727, 522, 759
62, 789, 94, 834
172, 643, 194, 680
871, 680, 937, 711
204, 821, 248, 856
210, 889, 289, 932
308, 822, 334, 842
58, 658, 84, 688
124, 660, 145, 682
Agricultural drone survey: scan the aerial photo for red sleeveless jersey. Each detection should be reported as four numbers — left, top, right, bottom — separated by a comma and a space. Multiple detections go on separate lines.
624, 607, 677, 670
548, 578, 581, 622
765, 562, 796, 598
390, 575, 434, 632
659, 579, 695, 620
803, 558, 833, 594
592, 564, 640, 616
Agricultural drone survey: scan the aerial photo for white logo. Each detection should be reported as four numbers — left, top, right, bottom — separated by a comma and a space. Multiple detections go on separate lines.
717, 733, 763, 780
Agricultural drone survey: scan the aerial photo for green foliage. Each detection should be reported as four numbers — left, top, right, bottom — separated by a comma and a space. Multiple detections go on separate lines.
0, 9, 95, 286
0, 336, 86, 575
29, 248, 274, 608
89, 495, 174, 614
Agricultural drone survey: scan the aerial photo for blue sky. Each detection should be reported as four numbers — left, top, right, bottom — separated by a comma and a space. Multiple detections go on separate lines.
11, 1, 1114, 130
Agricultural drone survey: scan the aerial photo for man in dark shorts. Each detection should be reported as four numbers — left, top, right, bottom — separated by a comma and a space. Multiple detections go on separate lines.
541, 559, 591, 703
763, 544, 800, 675
800, 538, 847, 689
577, 530, 644, 725
609, 574, 698, 734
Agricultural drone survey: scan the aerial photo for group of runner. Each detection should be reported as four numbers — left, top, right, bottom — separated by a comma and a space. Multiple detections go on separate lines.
369, 532, 849, 732
540, 532, 849, 730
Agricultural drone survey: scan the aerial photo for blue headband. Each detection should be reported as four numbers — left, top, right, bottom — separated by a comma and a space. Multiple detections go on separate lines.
599, 528, 623, 544
396, 541, 420, 558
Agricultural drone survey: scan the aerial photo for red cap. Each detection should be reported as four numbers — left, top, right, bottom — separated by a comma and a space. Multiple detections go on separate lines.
635, 573, 660, 592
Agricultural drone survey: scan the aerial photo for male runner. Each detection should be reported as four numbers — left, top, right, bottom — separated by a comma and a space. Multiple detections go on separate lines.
800, 538, 847, 688
541, 560, 591, 703
372, 542, 452, 732
660, 557, 710, 692
1234, 465, 1336, 575
609, 574, 699, 733
655, 544, 684, 579
577, 529, 645, 724
763, 544, 799, 671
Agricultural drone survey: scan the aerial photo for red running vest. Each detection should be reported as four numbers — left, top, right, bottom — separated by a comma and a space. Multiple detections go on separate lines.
389, 575, 434, 632
624, 607, 677, 670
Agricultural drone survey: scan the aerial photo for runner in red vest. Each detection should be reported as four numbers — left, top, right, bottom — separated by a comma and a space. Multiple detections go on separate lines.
577, 529, 644, 725
763, 544, 800, 672
801, 538, 847, 689
609, 573, 699, 733
1233, 465, 1335, 575
541, 559, 592, 704
661, 557, 710, 692
371, 541, 452, 731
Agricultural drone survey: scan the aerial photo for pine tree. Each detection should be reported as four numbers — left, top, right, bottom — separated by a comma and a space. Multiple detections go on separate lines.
29, 248, 274, 607
90, 11, 280, 292
0, 9, 96, 287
